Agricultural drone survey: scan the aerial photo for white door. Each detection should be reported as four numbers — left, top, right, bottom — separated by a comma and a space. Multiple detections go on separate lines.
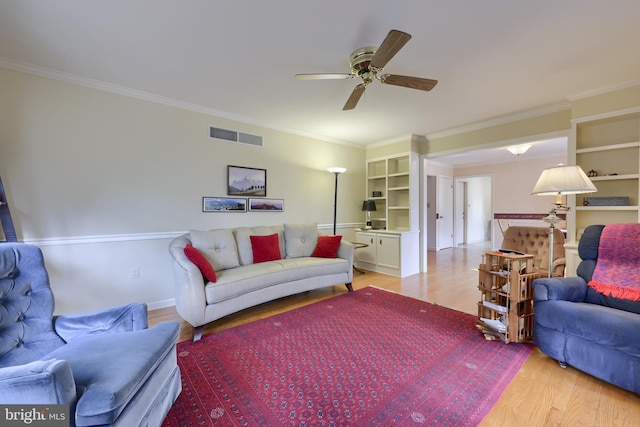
454, 180, 467, 245
437, 176, 454, 250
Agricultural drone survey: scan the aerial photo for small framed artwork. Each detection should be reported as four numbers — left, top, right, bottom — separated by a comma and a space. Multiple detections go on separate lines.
227, 165, 266, 197
202, 197, 247, 212
249, 198, 284, 212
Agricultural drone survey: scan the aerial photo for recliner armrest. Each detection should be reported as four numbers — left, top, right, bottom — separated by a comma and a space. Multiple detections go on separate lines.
54, 303, 148, 343
0, 359, 76, 404
533, 276, 587, 303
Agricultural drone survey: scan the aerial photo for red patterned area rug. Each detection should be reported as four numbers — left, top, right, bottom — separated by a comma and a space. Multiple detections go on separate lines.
163, 287, 532, 426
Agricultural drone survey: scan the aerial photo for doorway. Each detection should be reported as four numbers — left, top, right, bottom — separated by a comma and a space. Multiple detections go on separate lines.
454, 175, 493, 245
426, 175, 454, 250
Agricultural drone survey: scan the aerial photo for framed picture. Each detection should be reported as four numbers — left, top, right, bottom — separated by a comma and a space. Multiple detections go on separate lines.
249, 198, 284, 212
227, 165, 266, 197
202, 197, 247, 212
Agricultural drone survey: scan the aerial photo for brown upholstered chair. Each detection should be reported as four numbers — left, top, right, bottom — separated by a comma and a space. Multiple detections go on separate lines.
500, 226, 565, 277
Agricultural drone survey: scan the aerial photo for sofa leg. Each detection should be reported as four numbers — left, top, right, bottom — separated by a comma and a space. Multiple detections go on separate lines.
193, 326, 204, 342
345, 283, 353, 292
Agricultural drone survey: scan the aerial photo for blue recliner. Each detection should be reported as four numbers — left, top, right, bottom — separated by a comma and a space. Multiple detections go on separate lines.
533, 224, 640, 394
0, 243, 182, 426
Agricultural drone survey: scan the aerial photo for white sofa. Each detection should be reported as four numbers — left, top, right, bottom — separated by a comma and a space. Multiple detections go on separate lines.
169, 223, 354, 341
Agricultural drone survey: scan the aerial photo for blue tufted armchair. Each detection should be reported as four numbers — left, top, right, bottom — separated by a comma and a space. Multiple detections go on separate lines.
0, 243, 182, 426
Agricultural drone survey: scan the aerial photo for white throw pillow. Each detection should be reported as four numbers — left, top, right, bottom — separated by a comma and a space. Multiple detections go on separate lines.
284, 223, 318, 258
189, 229, 240, 271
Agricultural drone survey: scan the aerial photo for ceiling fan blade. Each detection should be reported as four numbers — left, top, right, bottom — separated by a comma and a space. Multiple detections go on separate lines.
380, 74, 438, 91
343, 84, 366, 110
370, 30, 412, 69
295, 73, 353, 80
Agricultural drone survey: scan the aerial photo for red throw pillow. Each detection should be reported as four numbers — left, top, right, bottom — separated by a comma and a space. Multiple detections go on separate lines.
312, 235, 342, 258
184, 244, 217, 283
250, 233, 282, 263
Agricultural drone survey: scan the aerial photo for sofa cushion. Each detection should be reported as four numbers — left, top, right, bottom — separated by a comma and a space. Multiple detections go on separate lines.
250, 234, 282, 263
204, 257, 348, 304
184, 244, 217, 283
190, 229, 239, 271
312, 235, 342, 258
578, 224, 605, 261
0, 246, 16, 280
284, 223, 318, 258
234, 226, 284, 265
44, 322, 179, 426
535, 300, 640, 357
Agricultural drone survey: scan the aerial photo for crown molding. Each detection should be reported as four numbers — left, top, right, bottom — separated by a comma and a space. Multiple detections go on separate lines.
0, 57, 365, 149
366, 134, 413, 150
567, 79, 640, 101
426, 102, 571, 140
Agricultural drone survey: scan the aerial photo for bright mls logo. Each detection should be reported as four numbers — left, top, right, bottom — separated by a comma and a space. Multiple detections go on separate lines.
1, 405, 68, 426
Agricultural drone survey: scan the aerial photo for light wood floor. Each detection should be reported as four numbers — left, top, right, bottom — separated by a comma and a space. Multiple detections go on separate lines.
149, 243, 640, 426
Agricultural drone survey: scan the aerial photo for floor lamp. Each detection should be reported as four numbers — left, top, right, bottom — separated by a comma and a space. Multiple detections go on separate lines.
532, 164, 597, 277
328, 167, 346, 235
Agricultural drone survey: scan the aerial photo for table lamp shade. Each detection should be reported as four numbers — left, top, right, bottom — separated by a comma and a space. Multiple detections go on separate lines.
362, 200, 377, 212
531, 165, 596, 198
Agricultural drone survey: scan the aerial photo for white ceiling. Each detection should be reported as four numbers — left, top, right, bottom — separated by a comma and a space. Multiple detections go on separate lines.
1, 1, 639, 153
431, 137, 568, 167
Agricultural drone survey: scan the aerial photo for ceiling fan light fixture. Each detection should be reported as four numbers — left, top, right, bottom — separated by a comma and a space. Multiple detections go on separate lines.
296, 29, 437, 110
506, 144, 532, 156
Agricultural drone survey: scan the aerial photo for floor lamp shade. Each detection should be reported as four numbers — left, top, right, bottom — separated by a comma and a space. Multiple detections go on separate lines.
531, 164, 596, 277
328, 168, 346, 235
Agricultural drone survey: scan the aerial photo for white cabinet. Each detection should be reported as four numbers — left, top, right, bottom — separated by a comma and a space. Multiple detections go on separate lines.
355, 231, 377, 264
354, 230, 418, 277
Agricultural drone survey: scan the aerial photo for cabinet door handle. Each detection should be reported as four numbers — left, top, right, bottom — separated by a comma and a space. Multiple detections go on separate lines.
379, 239, 382, 245
370, 238, 374, 244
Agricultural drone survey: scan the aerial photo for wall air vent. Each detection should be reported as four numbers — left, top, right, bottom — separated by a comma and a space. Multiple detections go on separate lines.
209, 126, 263, 147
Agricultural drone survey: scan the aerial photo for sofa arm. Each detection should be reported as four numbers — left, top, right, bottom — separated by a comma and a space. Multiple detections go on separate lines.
533, 276, 587, 303
337, 240, 355, 281
0, 360, 76, 404
169, 235, 208, 328
54, 303, 148, 343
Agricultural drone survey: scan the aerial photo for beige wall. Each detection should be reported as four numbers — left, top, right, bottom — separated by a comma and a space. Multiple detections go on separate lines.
424, 109, 572, 157
571, 85, 640, 119
366, 138, 411, 160
0, 67, 366, 313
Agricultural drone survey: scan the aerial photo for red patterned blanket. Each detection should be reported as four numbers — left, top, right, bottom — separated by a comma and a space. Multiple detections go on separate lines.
588, 223, 640, 301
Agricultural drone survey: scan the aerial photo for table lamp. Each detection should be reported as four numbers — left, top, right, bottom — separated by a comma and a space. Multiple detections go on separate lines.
362, 200, 377, 229
531, 164, 597, 277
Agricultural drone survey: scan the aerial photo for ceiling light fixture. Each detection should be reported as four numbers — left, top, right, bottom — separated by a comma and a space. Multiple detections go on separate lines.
506, 144, 532, 156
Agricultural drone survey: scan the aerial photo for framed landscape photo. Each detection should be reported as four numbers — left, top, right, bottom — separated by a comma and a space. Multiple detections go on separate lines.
202, 197, 246, 213
227, 165, 266, 197
249, 198, 284, 212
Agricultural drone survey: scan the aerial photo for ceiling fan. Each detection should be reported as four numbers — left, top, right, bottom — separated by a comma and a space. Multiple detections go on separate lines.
295, 29, 438, 110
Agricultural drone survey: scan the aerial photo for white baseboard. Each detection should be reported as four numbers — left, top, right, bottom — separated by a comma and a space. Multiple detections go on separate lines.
147, 298, 176, 311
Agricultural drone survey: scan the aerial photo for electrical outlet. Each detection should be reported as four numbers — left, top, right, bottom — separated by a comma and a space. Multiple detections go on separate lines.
131, 267, 140, 280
